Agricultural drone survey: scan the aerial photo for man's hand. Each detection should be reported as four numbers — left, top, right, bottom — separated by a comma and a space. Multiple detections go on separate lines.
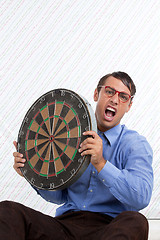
13, 141, 25, 177
78, 131, 106, 172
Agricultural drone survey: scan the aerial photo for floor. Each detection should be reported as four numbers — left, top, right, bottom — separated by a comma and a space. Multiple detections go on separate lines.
148, 220, 160, 240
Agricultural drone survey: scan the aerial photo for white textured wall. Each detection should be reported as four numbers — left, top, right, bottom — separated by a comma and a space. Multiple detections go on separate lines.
0, 0, 160, 219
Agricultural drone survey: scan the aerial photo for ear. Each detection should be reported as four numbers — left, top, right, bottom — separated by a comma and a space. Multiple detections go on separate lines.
126, 101, 133, 113
94, 88, 99, 102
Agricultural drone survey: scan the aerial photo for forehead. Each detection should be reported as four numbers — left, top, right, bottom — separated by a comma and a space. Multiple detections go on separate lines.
104, 76, 131, 94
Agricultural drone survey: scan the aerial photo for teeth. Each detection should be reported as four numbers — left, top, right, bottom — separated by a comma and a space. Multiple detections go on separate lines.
106, 107, 115, 112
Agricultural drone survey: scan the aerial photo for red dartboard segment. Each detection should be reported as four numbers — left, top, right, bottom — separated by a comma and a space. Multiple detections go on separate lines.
33, 110, 40, 120
18, 88, 97, 190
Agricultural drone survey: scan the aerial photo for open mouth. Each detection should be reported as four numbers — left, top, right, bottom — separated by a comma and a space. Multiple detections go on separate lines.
104, 106, 116, 121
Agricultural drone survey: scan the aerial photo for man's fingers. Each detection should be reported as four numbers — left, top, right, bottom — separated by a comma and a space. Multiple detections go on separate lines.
79, 131, 101, 154
80, 149, 93, 157
13, 141, 25, 177
79, 144, 94, 153
13, 162, 25, 168
83, 131, 97, 138
13, 152, 23, 158
13, 165, 24, 177
13, 141, 18, 150
13, 157, 25, 177
80, 137, 94, 147
14, 157, 26, 163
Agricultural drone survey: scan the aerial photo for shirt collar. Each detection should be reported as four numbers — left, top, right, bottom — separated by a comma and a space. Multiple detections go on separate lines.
98, 124, 122, 146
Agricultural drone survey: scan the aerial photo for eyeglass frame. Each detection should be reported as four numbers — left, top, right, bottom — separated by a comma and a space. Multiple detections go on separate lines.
98, 85, 133, 103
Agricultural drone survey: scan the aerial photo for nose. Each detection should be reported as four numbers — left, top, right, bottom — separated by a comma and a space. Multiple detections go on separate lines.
110, 92, 119, 104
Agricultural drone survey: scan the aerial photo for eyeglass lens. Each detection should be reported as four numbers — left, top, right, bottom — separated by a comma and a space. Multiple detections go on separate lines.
105, 87, 130, 102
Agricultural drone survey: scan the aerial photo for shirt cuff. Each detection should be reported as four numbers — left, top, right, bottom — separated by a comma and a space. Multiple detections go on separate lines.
98, 161, 121, 187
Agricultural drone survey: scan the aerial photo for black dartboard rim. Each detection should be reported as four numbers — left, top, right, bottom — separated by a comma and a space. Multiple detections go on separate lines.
17, 88, 97, 191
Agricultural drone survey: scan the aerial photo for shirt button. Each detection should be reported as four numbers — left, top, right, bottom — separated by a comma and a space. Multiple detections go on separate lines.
102, 179, 105, 182
83, 205, 86, 208
90, 189, 93, 192
92, 171, 95, 174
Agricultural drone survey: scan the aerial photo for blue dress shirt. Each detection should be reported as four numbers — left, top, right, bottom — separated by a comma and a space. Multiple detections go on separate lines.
35, 124, 153, 218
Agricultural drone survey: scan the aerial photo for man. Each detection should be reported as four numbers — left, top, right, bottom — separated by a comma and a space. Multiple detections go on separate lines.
0, 71, 153, 239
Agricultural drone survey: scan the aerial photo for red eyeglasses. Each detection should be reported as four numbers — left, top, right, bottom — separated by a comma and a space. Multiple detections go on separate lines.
98, 86, 133, 103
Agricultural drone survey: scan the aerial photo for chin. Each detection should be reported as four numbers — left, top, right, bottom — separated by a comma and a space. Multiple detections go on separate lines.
100, 121, 119, 132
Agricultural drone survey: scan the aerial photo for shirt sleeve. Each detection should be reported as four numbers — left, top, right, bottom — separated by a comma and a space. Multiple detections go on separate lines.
98, 137, 153, 210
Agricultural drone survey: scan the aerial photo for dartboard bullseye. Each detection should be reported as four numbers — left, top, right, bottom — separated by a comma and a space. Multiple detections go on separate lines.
18, 89, 97, 190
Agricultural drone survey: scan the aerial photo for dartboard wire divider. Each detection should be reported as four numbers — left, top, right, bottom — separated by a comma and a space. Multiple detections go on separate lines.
17, 88, 97, 191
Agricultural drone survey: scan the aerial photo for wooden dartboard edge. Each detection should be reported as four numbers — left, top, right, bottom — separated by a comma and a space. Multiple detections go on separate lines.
17, 88, 97, 190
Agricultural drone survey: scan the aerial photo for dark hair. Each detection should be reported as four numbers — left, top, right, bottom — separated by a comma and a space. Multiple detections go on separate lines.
97, 71, 136, 97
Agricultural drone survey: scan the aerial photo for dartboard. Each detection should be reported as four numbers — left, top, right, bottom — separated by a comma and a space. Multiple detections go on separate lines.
18, 89, 97, 190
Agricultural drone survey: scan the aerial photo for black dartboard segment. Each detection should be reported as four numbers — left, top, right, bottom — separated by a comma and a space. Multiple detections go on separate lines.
18, 89, 97, 190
